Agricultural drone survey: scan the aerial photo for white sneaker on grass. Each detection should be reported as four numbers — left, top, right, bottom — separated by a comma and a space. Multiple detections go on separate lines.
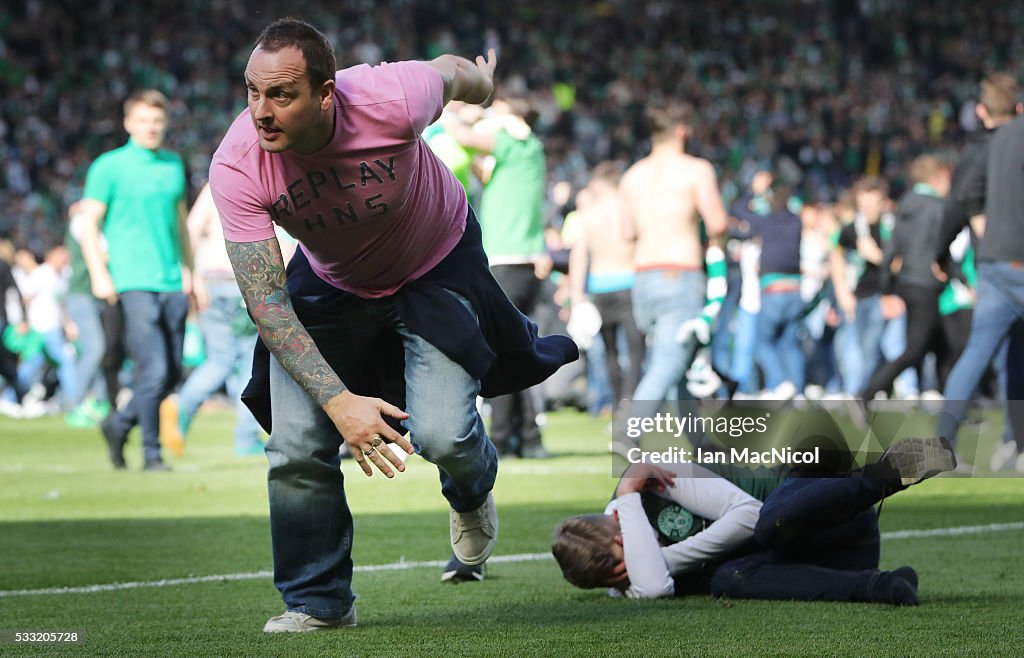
263, 607, 357, 633
990, 440, 1019, 472
450, 492, 498, 566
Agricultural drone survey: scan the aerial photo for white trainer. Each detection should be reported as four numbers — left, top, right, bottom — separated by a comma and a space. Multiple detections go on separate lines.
263, 607, 357, 633
450, 492, 498, 566
990, 440, 1019, 472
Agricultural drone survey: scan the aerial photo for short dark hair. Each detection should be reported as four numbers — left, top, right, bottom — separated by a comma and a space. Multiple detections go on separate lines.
255, 18, 337, 90
590, 161, 623, 186
646, 102, 694, 143
852, 175, 889, 197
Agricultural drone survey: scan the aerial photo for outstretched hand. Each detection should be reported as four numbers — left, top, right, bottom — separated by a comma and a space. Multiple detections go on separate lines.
476, 48, 497, 83
323, 391, 414, 478
476, 48, 497, 103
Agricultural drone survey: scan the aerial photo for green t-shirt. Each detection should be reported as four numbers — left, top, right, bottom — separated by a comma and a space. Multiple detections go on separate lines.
82, 140, 186, 293
939, 245, 976, 316
478, 129, 546, 261
65, 222, 91, 296
423, 123, 473, 197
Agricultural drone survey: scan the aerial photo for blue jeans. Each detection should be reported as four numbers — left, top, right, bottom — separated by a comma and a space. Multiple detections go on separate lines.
938, 262, 1024, 446
712, 476, 884, 602
177, 283, 261, 452
267, 290, 497, 618
585, 332, 614, 414
624, 269, 706, 447
833, 294, 887, 395
711, 269, 741, 379
17, 328, 79, 409
730, 308, 760, 394
65, 292, 107, 406
756, 290, 806, 391
631, 269, 706, 402
107, 291, 188, 463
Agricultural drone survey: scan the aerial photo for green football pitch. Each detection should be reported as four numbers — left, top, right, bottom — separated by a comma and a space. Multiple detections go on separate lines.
2, 408, 1023, 657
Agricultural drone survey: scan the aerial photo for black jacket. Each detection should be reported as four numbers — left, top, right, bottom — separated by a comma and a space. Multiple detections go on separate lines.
978, 116, 1024, 263
936, 128, 991, 260
242, 208, 579, 433
886, 189, 945, 291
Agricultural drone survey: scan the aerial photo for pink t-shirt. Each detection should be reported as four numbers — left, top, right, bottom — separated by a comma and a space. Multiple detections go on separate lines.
209, 61, 468, 298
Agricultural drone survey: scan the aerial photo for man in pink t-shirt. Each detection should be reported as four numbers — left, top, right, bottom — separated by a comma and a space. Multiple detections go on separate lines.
209, 18, 513, 633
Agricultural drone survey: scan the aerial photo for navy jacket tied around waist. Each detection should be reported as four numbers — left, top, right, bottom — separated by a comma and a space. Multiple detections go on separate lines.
241, 208, 580, 434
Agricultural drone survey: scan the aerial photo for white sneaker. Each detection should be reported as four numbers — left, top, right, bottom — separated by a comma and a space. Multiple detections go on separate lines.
0, 399, 22, 418
263, 607, 357, 633
450, 492, 498, 566
990, 441, 1020, 472
19, 400, 47, 419
773, 381, 798, 401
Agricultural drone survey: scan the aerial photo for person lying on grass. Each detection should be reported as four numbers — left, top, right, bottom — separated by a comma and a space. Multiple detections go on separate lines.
552, 436, 956, 604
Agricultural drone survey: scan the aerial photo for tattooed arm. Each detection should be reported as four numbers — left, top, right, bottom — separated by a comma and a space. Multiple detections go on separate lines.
225, 237, 413, 476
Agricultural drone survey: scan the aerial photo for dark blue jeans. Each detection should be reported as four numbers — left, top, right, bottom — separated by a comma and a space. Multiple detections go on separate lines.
711, 477, 886, 602
107, 291, 188, 463
756, 289, 806, 391
938, 262, 1024, 449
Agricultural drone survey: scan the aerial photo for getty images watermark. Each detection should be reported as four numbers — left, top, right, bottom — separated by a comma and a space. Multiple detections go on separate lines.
620, 410, 820, 466
613, 397, 1022, 478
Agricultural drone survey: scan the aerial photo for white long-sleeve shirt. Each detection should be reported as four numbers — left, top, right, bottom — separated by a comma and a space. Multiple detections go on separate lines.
604, 464, 762, 599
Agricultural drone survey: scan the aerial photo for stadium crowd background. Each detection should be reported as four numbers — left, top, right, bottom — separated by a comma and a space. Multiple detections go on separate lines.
3, 0, 1023, 250
1, 1, 1023, 459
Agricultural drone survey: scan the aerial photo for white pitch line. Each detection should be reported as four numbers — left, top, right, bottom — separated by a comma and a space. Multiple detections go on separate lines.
0, 553, 551, 598
2, 522, 1022, 599
880, 521, 1024, 539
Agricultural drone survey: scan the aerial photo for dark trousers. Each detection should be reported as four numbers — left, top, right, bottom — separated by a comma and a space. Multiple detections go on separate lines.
711, 477, 887, 602
100, 300, 126, 405
862, 284, 943, 400
107, 291, 188, 463
592, 289, 645, 403
0, 320, 27, 401
938, 308, 971, 388
488, 264, 543, 454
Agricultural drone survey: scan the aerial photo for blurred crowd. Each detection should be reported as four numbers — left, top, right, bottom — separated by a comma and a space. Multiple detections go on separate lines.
3, 1, 1023, 250
1, 1, 1022, 469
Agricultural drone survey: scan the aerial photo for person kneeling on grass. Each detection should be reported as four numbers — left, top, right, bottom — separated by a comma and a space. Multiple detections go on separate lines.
552, 437, 956, 604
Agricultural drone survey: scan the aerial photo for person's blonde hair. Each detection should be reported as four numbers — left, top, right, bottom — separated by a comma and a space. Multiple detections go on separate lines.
551, 515, 620, 589
908, 154, 949, 185
0, 238, 14, 264
123, 89, 168, 117
980, 73, 1018, 119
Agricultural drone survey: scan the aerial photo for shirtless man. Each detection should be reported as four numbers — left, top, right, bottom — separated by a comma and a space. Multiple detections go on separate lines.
569, 162, 645, 404
618, 104, 728, 446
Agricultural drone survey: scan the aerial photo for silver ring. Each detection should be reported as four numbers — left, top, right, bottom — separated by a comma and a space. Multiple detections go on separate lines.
362, 447, 375, 457
371, 435, 383, 448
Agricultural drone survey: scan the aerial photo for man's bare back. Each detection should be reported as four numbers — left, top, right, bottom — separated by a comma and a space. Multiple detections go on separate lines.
579, 190, 635, 276
620, 152, 727, 269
